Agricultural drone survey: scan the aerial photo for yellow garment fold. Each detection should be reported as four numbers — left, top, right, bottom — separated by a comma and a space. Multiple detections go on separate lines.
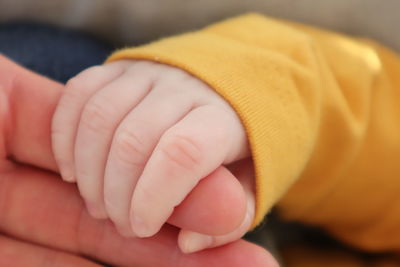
106, 14, 400, 252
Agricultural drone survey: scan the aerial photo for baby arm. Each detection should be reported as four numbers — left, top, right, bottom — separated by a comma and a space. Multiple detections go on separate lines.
51, 60, 256, 253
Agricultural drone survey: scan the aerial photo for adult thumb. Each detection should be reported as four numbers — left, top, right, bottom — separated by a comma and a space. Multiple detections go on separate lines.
1, 55, 62, 171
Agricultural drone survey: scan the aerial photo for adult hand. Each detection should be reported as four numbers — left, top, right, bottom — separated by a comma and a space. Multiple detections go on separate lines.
0, 55, 278, 267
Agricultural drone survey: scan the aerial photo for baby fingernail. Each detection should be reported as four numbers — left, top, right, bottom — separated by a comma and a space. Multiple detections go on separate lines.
63, 175, 75, 183
86, 203, 98, 217
116, 226, 135, 238
132, 216, 151, 237
182, 233, 213, 254
86, 202, 107, 219
60, 168, 75, 182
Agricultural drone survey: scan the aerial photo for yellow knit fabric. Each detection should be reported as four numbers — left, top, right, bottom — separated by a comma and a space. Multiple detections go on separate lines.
106, 14, 400, 252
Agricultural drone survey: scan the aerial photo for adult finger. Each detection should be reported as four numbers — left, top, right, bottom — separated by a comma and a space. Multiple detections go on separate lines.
178, 158, 256, 253
168, 166, 247, 235
0, 55, 61, 171
130, 104, 249, 237
0, 165, 276, 267
0, 235, 100, 267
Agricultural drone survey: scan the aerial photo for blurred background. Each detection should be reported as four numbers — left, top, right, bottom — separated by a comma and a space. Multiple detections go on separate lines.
0, 0, 399, 50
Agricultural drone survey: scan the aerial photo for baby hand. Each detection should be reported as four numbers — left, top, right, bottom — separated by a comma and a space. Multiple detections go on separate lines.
51, 60, 254, 251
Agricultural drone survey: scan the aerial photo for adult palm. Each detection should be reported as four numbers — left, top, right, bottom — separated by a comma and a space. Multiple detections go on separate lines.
0, 55, 277, 267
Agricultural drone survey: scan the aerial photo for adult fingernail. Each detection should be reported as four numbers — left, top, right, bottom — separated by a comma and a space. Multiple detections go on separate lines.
181, 232, 213, 254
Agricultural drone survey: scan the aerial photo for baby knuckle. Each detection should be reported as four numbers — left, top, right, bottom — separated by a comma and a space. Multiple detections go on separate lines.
64, 76, 82, 91
128, 60, 156, 72
114, 130, 147, 168
80, 97, 113, 134
61, 82, 85, 106
160, 134, 203, 170
65, 74, 90, 92
65, 65, 102, 88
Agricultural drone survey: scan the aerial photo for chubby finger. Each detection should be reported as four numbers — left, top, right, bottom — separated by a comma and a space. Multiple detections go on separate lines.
130, 104, 248, 237
103, 76, 204, 235
178, 158, 256, 253
74, 62, 158, 219
0, 235, 100, 267
168, 166, 246, 235
51, 61, 129, 182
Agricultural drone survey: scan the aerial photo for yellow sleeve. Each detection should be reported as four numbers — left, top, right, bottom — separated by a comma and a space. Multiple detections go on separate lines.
106, 14, 400, 252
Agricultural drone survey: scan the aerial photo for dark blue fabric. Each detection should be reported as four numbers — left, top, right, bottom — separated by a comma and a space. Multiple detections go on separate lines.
0, 22, 113, 83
